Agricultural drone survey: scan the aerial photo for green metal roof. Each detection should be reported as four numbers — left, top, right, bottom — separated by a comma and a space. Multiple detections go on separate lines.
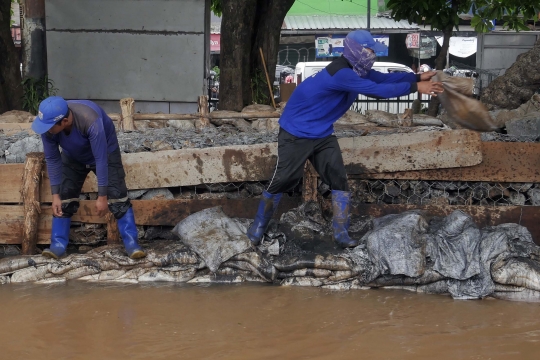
288, 0, 382, 16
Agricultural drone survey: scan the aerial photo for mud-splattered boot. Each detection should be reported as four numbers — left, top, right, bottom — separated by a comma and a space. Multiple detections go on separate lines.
247, 190, 282, 246
117, 207, 146, 259
331, 190, 359, 249
42, 217, 71, 259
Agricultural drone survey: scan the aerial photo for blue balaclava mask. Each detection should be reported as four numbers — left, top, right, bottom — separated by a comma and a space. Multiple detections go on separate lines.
343, 30, 383, 77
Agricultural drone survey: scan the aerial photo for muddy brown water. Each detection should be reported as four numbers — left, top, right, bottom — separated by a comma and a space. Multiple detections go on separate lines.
0, 283, 538, 359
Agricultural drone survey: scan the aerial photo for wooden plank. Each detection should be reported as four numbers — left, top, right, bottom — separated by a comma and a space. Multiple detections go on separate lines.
347, 203, 540, 245
21, 153, 44, 254
119, 98, 136, 131
280, 83, 296, 102
341, 129, 482, 174
0, 196, 301, 244
0, 206, 52, 245
0, 130, 485, 203
122, 143, 278, 190
358, 142, 540, 182
16, 142, 279, 201
67, 197, 300, 225
0, 164, 24, 203
130, 196, 300, 226
4, 201, 538, 246
302, 161, 318, 203
106, 213, 120, 244
33, 143, 277, 201
197, 96, 211, 128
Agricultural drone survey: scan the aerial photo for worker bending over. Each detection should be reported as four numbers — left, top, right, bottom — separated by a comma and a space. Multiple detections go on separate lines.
32, 96, 145, 259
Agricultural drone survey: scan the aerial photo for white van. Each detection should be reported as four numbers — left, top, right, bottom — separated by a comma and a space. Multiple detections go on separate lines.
294, 61, 414, 84
292, 61, 421, 114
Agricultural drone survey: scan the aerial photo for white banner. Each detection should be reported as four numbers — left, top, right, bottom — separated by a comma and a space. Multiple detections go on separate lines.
435, 36, 477, 58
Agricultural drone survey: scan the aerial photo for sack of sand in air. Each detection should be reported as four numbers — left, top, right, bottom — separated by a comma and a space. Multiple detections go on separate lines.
434, 71, 498, 132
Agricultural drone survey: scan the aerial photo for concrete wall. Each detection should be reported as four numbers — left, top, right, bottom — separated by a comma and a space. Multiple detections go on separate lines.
45, 0, 209, 113
477, 32, 540, 90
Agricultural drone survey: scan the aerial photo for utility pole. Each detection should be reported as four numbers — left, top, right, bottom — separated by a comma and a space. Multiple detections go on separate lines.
21, 0, 47, 79
367, 0, 370, 30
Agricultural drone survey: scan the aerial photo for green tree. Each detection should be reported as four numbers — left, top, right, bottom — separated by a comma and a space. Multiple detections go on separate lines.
388, 0, 538, 69
0, 0, 23, 113
385, 0, 540, 113
211, 0, 295, 111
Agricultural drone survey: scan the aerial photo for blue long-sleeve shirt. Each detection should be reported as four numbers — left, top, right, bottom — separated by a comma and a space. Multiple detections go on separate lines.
279, 58, 419, 139
42, 100, 119, 196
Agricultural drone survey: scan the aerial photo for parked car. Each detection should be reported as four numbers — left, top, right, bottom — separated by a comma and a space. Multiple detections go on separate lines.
293, 61, 414, 84
289, 61, 420, 114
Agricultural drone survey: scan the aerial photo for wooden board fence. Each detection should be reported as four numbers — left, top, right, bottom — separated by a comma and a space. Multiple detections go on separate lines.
0, 130, 484, 204
0, 197, 301, 244
3, 130, 540, 247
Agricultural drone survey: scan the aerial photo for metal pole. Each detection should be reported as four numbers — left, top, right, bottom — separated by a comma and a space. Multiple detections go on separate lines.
367, 0, 371, 30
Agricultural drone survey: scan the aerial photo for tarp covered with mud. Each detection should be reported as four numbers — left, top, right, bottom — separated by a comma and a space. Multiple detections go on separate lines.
1, 206, 539, 302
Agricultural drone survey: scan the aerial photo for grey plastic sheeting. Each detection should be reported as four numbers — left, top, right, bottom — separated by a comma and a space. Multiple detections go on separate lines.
2, 205, 540, 302
173, 207, 251, 273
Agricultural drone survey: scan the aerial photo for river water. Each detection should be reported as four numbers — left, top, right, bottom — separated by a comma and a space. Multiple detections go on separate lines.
0, 283, 538, 359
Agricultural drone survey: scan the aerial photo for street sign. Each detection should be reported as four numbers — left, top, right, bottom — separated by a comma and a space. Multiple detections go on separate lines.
406, 33, 420, 49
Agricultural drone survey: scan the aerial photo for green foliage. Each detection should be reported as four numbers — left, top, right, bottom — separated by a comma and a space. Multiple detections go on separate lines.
211, 0, 222, 17
250, 70, 269, 105
212, 66, 220, 80
21, 76, 58, 115
386, 0, 540, 33
10, 0, 20, 26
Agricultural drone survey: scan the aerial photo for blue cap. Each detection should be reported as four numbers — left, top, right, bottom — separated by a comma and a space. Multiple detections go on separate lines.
346, 30, 387, 54
31, 96, 69, 135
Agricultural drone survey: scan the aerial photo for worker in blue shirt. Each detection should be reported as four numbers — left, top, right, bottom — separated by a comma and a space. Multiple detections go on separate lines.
32, 96, 145, 259
247, 30, 443, 249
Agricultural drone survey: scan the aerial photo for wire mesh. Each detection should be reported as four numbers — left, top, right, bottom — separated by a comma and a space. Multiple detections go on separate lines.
450, 60, 505, 97
186, 181, 302, 200
481, 132, 540, 143
346, 179, 540, 207
345, 136, 539, 207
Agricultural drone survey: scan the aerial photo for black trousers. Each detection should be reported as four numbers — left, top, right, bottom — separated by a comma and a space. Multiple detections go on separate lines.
267, 128, 349, 194
58, 147, 131, 219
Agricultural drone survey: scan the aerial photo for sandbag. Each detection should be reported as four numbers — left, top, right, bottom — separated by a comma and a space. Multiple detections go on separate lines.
491, 257, 540, 292
436, 71, 474, 96
364, 211, 428, 278
428, 210, 481, 280
172, 206, 251, 272
434, 71, 499, 132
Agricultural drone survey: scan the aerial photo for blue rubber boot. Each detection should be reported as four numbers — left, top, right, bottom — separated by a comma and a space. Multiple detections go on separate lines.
117, 207, 146, 259
332, 190, 359, 248
42, 217, 71, 259
247, 190, 282, 246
